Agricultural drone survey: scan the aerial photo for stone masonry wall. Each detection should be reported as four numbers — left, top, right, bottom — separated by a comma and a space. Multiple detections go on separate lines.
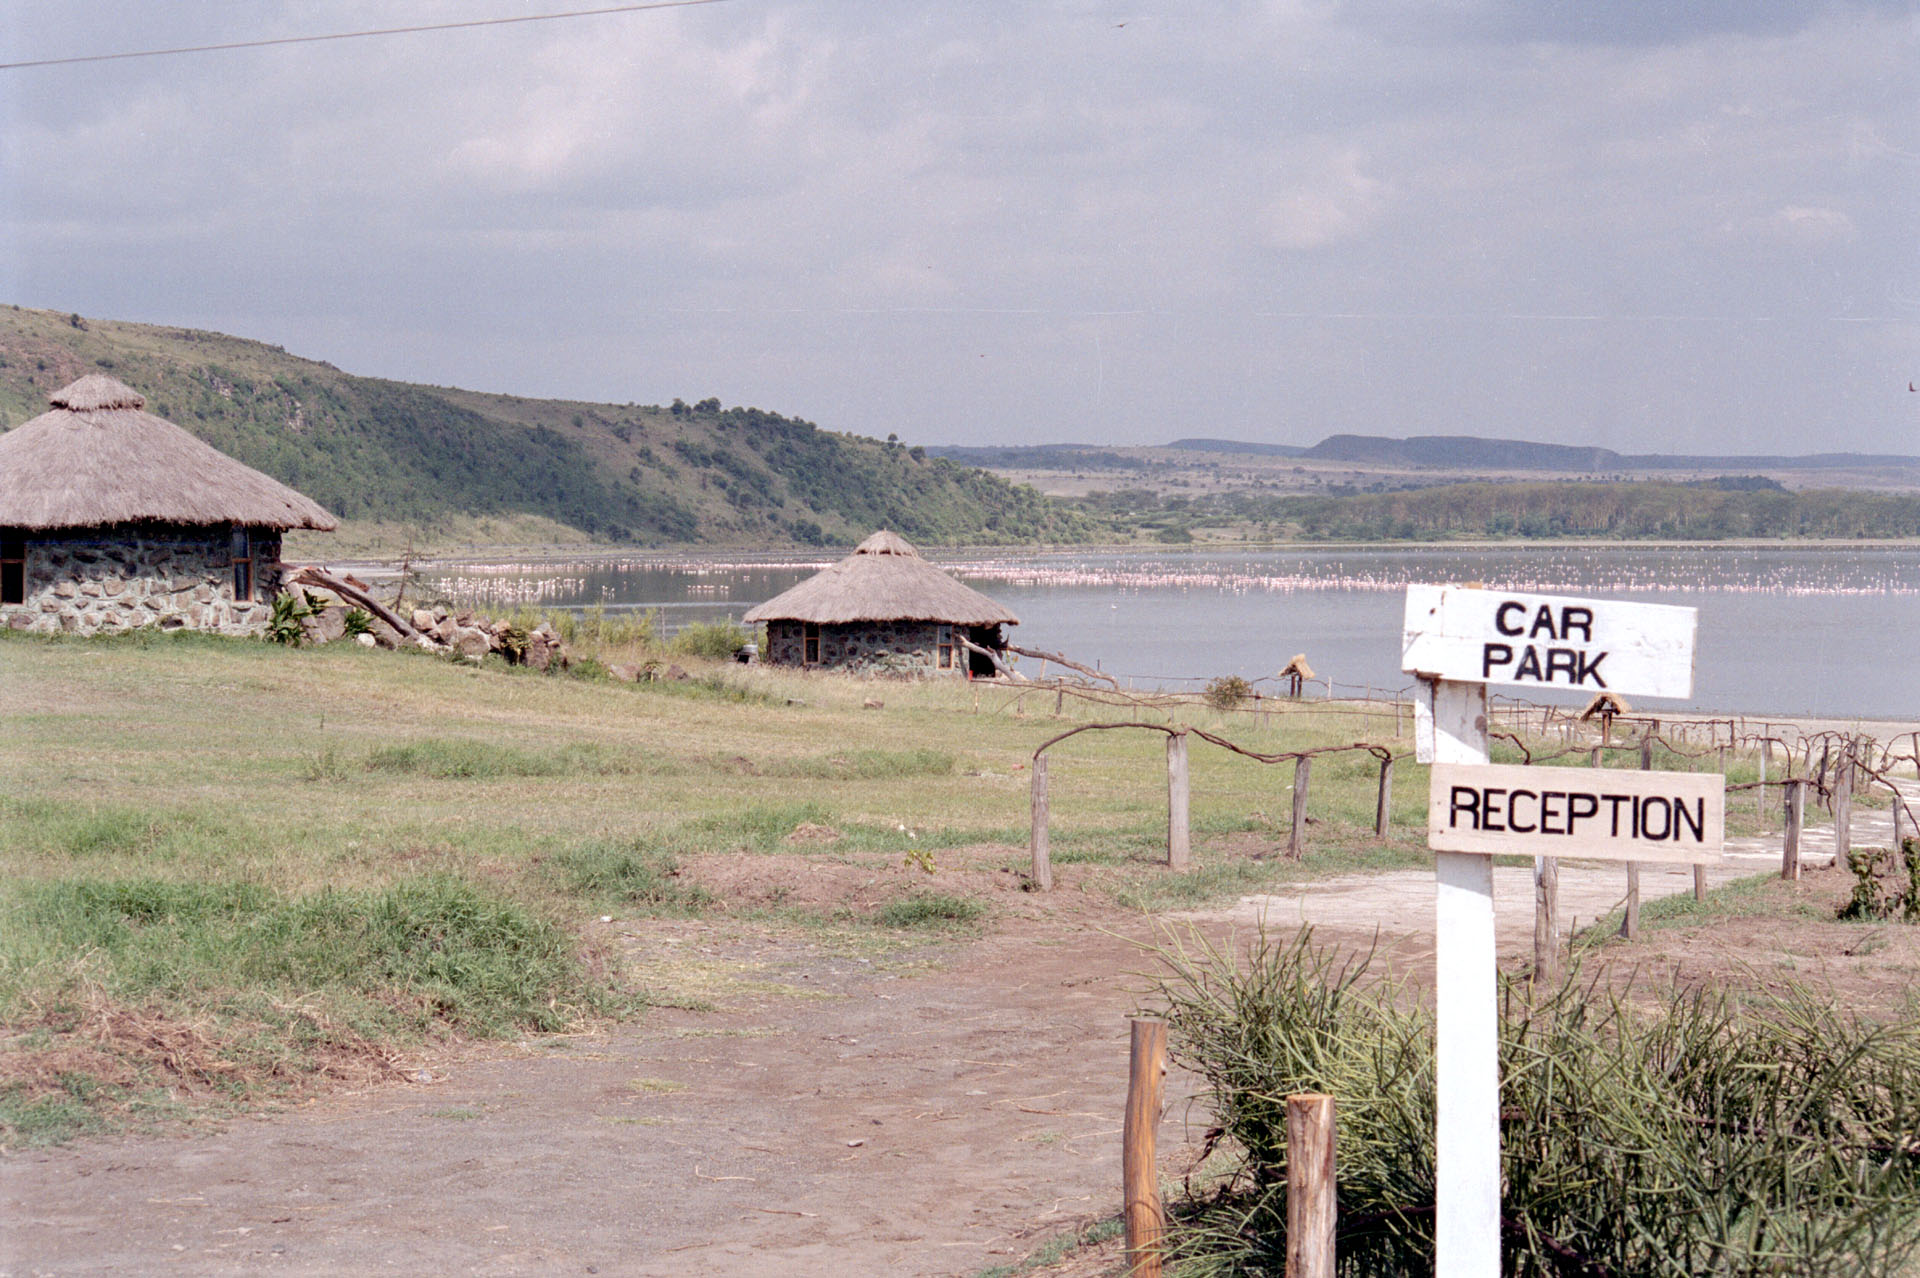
2, 524, 283, 637
764, 619, 961, 677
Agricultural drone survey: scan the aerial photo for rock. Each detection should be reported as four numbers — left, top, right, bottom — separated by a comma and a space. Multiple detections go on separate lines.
454, 628, 492, 659
355, 632, 377, 648
432, 617, 457, 643
609, 663, 641, 682
433, 606, 449, 622
304, 604, 348, 645
664, 663, 690, 682
411, 608, 436, 631
526, 634, 552, 672
863, 698, 884, 710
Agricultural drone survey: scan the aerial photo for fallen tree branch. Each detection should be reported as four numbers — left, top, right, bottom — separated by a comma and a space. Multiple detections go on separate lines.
284, 566, 434, 648
1002, 642, 1118, 688
957, 634, 1023, 680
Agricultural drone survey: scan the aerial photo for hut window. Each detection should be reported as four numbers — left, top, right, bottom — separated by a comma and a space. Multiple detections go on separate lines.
0, 532, 23, 605
937, 625, 953, 669
803, 622, 820, 665
230, 526, 253, 602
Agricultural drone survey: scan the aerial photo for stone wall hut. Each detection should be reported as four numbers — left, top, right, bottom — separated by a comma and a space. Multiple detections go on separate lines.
744, 530, 1017, 676
0, 374, 337, 636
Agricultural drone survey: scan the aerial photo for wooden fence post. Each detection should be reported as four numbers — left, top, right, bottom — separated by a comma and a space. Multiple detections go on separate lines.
1534, 854, 1559, 986
1030, 753, 1052, 892
1290, 755, 1311, 859
1167, 731, 1190, 871
1833, 742, 1853, 863
1373, 755, 1394, 841
1757, 739, 1767, 822
1783, 778, 1805, 880
1124, 1018, 1167, 1278
1286, 1094, 1337, 1278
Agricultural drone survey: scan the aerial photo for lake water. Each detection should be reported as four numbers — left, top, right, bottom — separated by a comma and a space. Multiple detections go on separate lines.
414, 545, 1920, 720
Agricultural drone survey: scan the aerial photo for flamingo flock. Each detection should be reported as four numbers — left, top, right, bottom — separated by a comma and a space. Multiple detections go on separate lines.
408, 546, 1920, 612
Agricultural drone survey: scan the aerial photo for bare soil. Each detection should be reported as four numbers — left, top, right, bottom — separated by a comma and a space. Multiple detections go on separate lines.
4, 798, 1914, 1277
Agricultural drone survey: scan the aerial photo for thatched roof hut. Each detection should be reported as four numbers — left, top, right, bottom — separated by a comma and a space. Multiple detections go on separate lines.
746, 531, 1016, 676
745, 531, 1017, 627
0, 375, 337, 531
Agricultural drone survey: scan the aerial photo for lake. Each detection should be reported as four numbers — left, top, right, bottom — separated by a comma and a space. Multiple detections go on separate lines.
413, 545, 1919, 720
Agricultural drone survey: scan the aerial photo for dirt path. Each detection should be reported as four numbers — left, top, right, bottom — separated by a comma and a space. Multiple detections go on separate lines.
2, 911, 1213, 1277
2, 790, 1903, 1277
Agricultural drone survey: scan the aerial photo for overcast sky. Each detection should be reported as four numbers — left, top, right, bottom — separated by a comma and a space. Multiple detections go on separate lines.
3, 1, 1916, 454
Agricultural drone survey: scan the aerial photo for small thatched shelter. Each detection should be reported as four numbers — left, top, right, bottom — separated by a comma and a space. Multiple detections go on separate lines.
0, 374, 337, 636
744, 530, 1017, 676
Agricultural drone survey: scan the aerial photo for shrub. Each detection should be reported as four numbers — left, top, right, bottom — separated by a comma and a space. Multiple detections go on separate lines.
266, 591, 316, 646
1148, 928, 1920, 1277
1203, 674, 1253, 710
1839, 838, 1920, 922
668, 619, 751, 661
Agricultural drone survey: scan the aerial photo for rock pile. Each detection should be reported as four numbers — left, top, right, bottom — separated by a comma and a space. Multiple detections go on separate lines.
294, 592, 569, 670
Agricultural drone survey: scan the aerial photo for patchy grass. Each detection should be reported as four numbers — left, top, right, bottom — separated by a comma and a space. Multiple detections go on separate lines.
975, 1215, 1125, 1278
873, 892, 986, 929
1575, 872, 1834, 951
0, 873, 620, 1145
363, 738, 668, 779
548, 841, 714, 914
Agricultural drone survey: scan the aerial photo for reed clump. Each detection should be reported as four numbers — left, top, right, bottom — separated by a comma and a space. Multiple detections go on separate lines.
1147, 929, 1920, 1277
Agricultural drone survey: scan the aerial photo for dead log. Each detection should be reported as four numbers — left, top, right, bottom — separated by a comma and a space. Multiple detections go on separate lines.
1002, 642, 1117, 688
284, 566, 436, 648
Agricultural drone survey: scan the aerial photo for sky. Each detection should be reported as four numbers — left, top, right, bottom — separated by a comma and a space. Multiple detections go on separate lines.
3, 1, 1917, 455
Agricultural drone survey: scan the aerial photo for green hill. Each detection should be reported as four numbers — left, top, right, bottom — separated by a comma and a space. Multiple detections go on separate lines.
0, 305, 1098, 549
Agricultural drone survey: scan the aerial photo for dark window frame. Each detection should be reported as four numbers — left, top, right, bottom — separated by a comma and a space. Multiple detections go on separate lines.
230, 526, 253, 602
803, 622, 820, 665
0, 531, 24, 606
937, 624, 953, 669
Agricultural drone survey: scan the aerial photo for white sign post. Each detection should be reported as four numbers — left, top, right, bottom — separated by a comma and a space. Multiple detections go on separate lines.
1403, 585, 1705, 1276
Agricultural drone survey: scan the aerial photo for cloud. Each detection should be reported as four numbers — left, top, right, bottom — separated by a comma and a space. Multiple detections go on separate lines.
0, 0, 1913, 454
1260, 147, 1393, 249
1766, 205, 1859, 242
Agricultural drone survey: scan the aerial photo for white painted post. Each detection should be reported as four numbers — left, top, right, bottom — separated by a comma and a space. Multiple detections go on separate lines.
1426, 677, 1499, 1277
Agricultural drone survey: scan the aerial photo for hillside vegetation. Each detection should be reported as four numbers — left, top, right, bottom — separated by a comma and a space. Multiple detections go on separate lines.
0, 306, 1096, 549
1076, 480, 1920, 542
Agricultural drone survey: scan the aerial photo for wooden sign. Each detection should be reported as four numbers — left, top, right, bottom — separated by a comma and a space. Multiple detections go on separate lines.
1429, 762, 1724, 864
1402, 585, 1696, 699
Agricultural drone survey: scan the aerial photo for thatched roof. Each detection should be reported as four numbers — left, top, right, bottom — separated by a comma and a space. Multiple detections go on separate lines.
1580, 690, 1631, 719
0, 375, 337, 532
744, 531, 1018, 626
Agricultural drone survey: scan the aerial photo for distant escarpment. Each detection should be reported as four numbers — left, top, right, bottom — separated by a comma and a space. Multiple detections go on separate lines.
0, 306, 1097, 548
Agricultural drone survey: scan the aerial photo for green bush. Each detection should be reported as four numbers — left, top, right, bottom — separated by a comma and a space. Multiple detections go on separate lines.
668, 619, 752, 660
1149, 929, 1920, 1277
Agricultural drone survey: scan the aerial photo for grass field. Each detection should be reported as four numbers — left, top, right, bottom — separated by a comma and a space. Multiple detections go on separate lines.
0, 630, 1445, 1144
0, 628, 1884, 1148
